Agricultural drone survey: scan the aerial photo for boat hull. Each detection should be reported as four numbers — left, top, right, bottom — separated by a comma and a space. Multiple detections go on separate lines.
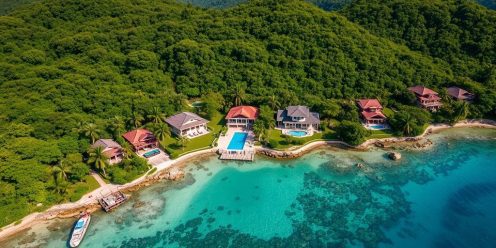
69, 214, 91, 247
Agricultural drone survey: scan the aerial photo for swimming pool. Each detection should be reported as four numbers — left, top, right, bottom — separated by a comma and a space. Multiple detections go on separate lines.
288, 130, 308, 137
227, 132, 248, 150
368, 124, 386, 130
143, 149, 160, 158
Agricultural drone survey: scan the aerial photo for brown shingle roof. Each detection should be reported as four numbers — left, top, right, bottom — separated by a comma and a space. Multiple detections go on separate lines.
165, 112, 208, 130
447, 86, 474, 100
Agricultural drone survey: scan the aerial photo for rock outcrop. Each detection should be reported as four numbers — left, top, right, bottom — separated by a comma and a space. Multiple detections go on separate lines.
388, 152, 402, 161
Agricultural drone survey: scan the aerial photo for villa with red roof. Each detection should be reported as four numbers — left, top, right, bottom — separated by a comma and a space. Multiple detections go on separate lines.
447, 86, 475, 102
122, 129, 158, 151
225, 106, 259, 128
357, 99, 387, 125
91, 139, 123, 164
408, 85, 443, 112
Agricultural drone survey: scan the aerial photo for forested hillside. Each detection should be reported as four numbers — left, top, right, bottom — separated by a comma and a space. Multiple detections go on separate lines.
0, 0, 495, 227
2, 0, 495, 14
341, 0, 496, 84
179, 0, 352, 10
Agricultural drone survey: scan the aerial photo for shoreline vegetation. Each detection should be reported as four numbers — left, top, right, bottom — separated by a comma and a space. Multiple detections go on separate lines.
1, 119, 495, 242
0, 0, 495, 239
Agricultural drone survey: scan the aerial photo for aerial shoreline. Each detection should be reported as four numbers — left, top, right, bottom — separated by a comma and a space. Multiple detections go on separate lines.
0, 119, 495, 242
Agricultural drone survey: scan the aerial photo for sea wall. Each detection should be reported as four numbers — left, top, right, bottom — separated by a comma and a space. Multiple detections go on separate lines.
256, 141, 351, 159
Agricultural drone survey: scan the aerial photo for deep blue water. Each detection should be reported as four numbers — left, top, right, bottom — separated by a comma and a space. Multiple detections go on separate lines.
2, 128, 496, 248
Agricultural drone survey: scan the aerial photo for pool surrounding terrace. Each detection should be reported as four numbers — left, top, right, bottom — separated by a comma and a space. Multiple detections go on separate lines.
143, 149, 160, 158
288, 130, 308, 137
138, 148, 170, 166
280, 128, 314, 138
364, 123, 390, 130
227, 132, 248, 150
218, 128, 255, 161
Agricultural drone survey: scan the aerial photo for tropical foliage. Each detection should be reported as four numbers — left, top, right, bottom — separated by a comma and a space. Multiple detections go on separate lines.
0, 0, 494, 228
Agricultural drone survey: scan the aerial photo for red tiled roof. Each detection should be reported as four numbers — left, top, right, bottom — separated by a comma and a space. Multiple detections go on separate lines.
357, 99, 383, 110
122, 129, 155, 146
361, 111, 386, 120
226, 106, 259, 120
408, 85, 438, 96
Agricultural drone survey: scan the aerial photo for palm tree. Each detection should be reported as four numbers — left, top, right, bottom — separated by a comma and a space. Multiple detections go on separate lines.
83, 123, 100, 143
253, 120, 266, 142
232, 83, 246, 106
176, 136, 189, 151
147, 107, 165, 124
88, 146, 109, 177
128, 112, 144, 128
153, 123, 171, 141
268, 94, 280, 110
454, 101, 469, 122
121, 143, 134, 159
402, 113, 415, 136
52, 160, 71, 183
109, 116, 126, 137
53, 180, 69, 194
73, 121, 86, 136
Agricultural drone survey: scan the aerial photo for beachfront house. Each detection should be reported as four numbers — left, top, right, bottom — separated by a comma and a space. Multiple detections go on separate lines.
447, 86, 475, 102
165, 112, 209, 138
276, 105, 320, 130
122, 129, 158, 152
225, 106, 259, 128
357, 99, 387, 125
91, 139, 124, 164
408, 85, 443, 112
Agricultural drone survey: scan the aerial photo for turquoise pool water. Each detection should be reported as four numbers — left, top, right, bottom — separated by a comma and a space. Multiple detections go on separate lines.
227, 132, 248, 150
287, 130, 307, 137
2, 128, 496, 248
368, 124, 386, 130
143, 149, 160, 158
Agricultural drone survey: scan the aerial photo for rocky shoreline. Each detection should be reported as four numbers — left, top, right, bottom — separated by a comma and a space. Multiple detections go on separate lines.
0, 120, 495, 242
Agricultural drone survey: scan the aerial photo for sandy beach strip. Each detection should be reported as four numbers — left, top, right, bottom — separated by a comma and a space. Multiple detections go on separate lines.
0, 119, 495, 241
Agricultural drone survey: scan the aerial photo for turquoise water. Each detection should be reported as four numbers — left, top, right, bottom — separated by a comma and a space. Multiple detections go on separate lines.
2, 128, 496, 248
143, 149, 160, 158
227, 132, 247, 150
368, 124, 386, 130
288, 130, 308, 137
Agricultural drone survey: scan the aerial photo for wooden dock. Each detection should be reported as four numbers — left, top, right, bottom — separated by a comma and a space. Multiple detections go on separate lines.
219, 150, 255, 161
98, 191, 128, 212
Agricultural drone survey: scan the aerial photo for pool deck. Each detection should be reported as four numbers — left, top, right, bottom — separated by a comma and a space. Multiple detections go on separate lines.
279, 127, 315, 138
362, 123, 391, 130
218, 128, 255, 161
137, 148, 170, 166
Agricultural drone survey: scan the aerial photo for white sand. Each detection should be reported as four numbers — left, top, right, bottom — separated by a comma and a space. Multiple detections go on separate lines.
1, 119, 495, 241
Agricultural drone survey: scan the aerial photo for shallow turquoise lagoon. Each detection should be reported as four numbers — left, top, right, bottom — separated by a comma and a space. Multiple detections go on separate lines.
2, 128, 496, 248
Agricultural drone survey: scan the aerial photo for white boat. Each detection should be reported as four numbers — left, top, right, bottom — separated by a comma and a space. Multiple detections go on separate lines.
69, 213, 91, 247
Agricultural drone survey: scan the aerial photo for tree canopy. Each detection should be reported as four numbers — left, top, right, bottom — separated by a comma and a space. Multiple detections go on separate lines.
0, 0, 495, 227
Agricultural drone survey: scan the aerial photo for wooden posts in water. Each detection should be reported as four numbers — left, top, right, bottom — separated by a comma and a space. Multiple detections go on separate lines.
98, 191, 127, 212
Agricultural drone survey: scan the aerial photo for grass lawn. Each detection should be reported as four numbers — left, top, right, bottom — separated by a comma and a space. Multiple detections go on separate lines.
368, 129, 394, 139
161, 112, 224, 158
266, 127, 337, 150
67, 175, 100, 202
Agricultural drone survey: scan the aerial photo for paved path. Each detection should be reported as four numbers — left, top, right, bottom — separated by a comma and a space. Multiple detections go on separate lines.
2, 119, 495, 241
91, 171, 107, 187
